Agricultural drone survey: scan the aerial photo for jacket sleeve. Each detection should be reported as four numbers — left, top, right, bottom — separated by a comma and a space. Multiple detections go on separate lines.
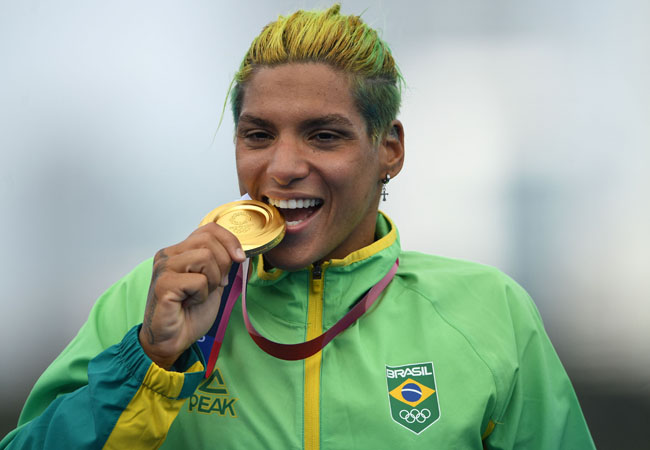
1, 326, 205, 450
0, 259, 205, 450
483, 281, 596, 449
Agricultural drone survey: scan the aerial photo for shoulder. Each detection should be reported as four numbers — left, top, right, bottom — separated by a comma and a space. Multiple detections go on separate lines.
393, 250, 545, 360
396, 251, 531, 309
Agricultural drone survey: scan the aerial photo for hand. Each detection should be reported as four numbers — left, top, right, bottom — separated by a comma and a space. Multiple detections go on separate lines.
139, 223, 246, 369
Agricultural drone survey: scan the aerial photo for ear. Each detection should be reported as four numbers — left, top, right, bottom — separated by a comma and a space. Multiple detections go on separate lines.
378, 120, 405, 179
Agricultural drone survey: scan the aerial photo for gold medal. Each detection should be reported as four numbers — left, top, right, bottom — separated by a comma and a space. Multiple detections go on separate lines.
198, 200, 285, 257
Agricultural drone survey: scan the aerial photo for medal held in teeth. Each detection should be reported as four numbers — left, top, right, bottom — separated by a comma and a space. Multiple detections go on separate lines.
199, 200, 286, 257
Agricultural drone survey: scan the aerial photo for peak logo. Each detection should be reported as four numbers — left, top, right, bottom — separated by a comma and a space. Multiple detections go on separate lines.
386, 362, 440, 434
188, 368, 238, 417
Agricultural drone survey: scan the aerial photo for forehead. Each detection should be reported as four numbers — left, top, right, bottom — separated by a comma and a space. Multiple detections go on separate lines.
239, 63, 362, 126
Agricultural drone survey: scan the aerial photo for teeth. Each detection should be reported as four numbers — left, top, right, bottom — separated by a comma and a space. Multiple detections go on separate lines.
286, 220, 303, 226
267, 198, 322, 209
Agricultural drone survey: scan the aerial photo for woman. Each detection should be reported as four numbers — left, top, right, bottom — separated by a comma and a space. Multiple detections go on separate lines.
1, 5, 594, 449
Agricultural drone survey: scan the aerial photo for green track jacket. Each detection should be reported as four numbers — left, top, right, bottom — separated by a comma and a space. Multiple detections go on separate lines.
1, 214, 595, 449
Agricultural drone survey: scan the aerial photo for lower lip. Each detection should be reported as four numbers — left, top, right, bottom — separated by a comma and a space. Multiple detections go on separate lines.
282, 206, 322, 234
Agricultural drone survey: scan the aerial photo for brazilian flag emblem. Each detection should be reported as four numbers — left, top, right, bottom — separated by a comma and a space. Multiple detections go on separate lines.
386, 362, 440, 434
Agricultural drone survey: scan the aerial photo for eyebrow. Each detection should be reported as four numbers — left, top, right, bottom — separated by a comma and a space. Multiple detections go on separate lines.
237, 113, 356, 131
300, 114, 356, 130
237, 114, 274, 129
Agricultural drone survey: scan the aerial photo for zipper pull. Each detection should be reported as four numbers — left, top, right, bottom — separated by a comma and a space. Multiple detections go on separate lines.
312, 262, 322, 280
311, 262, 323, 294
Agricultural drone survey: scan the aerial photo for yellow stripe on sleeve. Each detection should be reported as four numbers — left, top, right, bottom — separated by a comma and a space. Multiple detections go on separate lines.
103, 361, 203, 450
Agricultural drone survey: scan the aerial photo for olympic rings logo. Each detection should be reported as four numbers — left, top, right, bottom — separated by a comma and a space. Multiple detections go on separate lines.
399, 408, 431, 423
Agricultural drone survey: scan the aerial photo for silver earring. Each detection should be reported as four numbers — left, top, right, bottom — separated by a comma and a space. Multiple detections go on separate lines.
381, 174, 390, 201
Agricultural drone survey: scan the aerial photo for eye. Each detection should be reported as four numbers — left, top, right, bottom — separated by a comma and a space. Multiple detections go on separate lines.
247, 131, 272, 141
240, 129, 274, 147
309, 130, 345, 147
314, 132, 338, 141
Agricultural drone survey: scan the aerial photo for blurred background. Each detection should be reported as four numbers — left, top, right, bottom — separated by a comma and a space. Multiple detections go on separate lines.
1, 0, 648, 447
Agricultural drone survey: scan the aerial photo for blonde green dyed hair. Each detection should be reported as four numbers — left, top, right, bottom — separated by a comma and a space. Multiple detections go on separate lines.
231, 4, 403, 141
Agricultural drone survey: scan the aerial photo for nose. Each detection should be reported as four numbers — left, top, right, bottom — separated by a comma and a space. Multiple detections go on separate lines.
266, 137, 309, 186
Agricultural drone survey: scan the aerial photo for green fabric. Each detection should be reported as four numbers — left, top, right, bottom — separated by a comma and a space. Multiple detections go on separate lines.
0, 284, 204, 449
2, 214, 594, 449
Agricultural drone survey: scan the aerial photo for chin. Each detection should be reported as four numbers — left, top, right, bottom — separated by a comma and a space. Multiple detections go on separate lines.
263, 246, 318, 272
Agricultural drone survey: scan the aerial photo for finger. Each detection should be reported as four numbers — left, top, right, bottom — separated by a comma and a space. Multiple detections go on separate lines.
172, 230, 237, 287
154, 271, 224, 339
165, 222, 246, 263
152, 271, 211, 308
195, 222, 247, 263
162, 248, 224, 291
142, 271, 221, 366
184, 228, 239, 285
151, 223, 246, 293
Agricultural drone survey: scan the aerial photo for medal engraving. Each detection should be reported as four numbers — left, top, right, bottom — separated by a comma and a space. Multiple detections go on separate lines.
229, 211, 253, 234
199, 200, 285, 256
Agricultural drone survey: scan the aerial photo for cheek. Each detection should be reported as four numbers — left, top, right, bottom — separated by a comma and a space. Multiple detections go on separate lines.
326, 157, 379, 205
235, 149, 262, 189
335, 152, 379, 186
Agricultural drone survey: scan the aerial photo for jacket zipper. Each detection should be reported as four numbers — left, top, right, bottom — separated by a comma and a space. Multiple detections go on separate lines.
312, 262, 322, 280
305, 262, 325, 450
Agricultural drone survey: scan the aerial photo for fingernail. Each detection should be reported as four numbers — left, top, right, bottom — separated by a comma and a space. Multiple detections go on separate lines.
221, 274, 229, 287
236, 248, 246, 260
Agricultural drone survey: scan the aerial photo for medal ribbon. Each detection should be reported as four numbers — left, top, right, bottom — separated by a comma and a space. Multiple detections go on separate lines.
205, 258, 399, 377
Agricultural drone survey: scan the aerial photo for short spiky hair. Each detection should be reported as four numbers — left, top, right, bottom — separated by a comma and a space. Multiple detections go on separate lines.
231, 4, 403, 141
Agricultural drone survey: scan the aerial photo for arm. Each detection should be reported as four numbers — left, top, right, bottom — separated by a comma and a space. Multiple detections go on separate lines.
483, 283, 595, 449
2, 223, 245, 449
1, 326, 205, 450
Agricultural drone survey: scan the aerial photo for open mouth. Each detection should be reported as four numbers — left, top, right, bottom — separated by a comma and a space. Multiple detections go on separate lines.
265, 196, 323, 227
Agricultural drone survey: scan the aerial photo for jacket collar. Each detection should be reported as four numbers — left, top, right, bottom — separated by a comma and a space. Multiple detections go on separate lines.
251, 211, 399, 283
245, 212, 400, 327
